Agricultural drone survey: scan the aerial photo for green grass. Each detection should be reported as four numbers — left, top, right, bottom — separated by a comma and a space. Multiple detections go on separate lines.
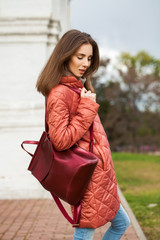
112, 152, 160, 240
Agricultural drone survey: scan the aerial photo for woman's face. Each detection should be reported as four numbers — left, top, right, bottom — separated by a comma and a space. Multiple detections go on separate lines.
68, 43, 93, 77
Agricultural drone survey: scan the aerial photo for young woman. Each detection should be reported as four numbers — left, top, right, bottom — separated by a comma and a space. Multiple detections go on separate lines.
36, 29, 130, 240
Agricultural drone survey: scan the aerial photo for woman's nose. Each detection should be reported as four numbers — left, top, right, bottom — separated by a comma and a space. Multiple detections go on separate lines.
82, 58, 89, 67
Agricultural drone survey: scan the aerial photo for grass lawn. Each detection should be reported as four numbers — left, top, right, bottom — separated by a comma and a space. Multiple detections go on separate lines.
112, 152, 160, 240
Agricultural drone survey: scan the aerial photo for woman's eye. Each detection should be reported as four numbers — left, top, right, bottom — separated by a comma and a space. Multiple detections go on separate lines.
77, 56, 92, 61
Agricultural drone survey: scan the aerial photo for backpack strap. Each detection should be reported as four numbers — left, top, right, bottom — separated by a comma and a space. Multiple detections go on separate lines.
50, 193, 81, 227
48, 85, 94, 226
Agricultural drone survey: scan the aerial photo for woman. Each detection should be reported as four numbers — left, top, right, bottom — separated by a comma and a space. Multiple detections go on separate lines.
36, 29, 130, 240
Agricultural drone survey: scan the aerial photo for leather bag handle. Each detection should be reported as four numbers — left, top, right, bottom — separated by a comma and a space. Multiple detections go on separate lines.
21, 140, 39, 157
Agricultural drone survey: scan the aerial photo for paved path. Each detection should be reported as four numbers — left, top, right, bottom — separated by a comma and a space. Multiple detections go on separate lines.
0, 199, 139, 240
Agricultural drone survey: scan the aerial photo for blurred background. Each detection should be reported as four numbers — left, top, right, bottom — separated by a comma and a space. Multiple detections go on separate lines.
71, 0, 160, 153
0, 1, 159, 238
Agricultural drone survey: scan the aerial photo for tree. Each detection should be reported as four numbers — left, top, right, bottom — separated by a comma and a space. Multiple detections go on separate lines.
92, 51, 160, 151
118, 51, 160, 112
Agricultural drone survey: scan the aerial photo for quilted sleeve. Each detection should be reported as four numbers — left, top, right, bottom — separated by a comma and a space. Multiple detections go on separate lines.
47, 91, 100, 151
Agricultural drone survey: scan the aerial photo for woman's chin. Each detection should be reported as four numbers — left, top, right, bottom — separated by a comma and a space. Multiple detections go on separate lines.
74, 74, 83, 78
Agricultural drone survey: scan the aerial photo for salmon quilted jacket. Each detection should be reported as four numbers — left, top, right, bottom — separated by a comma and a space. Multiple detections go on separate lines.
47, 76, 120, 228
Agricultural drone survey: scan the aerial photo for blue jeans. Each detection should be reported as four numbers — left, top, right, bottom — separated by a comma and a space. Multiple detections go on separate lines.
73, 205, 130, 240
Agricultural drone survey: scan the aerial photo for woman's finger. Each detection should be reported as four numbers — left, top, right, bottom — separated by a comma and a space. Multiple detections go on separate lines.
81, 88, 85, 93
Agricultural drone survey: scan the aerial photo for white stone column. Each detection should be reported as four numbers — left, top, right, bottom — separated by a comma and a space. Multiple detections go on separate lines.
0, 0, 71, 199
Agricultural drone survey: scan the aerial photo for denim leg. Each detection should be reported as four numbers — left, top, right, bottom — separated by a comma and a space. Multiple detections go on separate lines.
73, 227, 95, 240
102, 205, 130, 240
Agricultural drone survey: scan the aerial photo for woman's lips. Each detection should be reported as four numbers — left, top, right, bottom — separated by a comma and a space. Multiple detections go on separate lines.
79, 69, 86, 74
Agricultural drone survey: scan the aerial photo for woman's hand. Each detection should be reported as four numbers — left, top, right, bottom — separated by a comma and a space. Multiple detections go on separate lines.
80, 88, 96, 102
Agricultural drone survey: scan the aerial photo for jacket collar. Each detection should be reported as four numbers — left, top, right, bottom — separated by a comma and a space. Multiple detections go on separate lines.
60, 76, 84, 89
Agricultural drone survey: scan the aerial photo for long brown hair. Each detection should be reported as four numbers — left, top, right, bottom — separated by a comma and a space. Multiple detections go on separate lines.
36, 29, 100, 96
